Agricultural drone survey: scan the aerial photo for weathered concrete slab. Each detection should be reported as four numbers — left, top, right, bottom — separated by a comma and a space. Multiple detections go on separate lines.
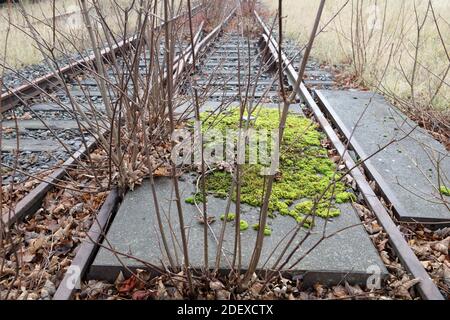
207, 91, 280, 99
303, 80, 334, 87
304, 70, 333, 79
55, 89, 105, 98
31, 103, 67, 112
31, 102, 106, 114
90, 176, 387, 286
206, 57, 258, 62
201, 65, 260, 72
1, 120, 85, 132
91, 103, 384, 284
1, 139, 60, 152
197, 80, 276, 86
76, 79, 120, 86
317, 90, 450, 223
209, 48, 259, 53
202, 62, 262, 68
200, 70, 267, 77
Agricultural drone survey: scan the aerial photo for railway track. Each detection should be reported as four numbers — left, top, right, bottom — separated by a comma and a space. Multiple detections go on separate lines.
254, 11, 445, 300
0, 5, 205, 226
1, 3, 448, 301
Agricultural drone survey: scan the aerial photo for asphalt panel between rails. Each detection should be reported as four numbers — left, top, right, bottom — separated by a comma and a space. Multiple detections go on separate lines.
317, 90, 450, 223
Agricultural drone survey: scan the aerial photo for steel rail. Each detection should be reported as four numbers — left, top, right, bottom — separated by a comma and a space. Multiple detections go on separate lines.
173, 7, 238, 84
0, 5, 204, 113
195, 8, 238, 52
254, 10, 444, 300
1, 135, 99, 228
1, 5, 205, 227
50, 9, 238, 300
53, 189, 120, 300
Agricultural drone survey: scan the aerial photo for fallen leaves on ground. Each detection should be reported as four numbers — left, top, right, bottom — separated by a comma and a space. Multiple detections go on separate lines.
118, 276, 137, 294
77, 272, 397, 301
0, 148, 109, 300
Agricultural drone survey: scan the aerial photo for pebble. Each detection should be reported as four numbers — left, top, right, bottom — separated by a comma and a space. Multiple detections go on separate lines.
2, 50, 91, 91
17, 290, 29, 300
69, 203, 84, 215
27, 292, 39, 300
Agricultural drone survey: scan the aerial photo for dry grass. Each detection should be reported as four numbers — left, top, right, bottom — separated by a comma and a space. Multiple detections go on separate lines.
0, 0, 140, 68
262, 0, 450, 114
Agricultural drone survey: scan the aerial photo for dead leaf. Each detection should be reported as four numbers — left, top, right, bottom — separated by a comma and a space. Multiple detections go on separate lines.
89, 153, 104, 162
132, 290, 155, 300
53, 204, 66, 215
250, 282, 264, 296
380, 251, 391, 265
353, 203, 372, 218
377, 239, 389, 251
20, 112, 32, 120
216, 289, 230, 300
394, 278, 420, 299
196, 216, 216, 225
314, 283, 324, 297
432, 237, 449, 255
210, 280, 225, 291
22, 252, 35, 263
27, 292, 39, 300
421, 260, 432, 270
157, 279, 167, 298
118, 276, 137, 294
344, 282, 364, 297
29, 237, 45, 254
411, 243, 432, 257
299, 292, 310, 300
370, 221, 383, 234
331, 156, 341, 163
444, 266, 450, 287
332, 285, 347, 298
154, 166, 171, 177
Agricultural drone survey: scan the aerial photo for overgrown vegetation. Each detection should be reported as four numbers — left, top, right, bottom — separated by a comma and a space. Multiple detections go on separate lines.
202, 107, 354, 229
2, 0, 447, 301
262, 0, 450, 143
0, 0, 144, 68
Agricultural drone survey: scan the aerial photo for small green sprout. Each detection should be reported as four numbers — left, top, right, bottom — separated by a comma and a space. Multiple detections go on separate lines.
439, 186, 450, 196
335, 192, 357, 204
220, 213, 236, 222
185, 193, 205, 205
252, 224, 272, 236
240, 220, 249, 231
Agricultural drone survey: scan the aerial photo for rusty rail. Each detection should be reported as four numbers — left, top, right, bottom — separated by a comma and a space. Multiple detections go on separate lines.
53, 189, 120, 300
50, 8, 238, 300
254, 10, 444, 300
1, 5, 205, 228
0, 5, 203, 113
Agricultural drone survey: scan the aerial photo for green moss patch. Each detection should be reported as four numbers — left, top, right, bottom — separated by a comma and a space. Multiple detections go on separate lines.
440, 186, 450, 197
253, 223, 272, 236
201, 108, 353, 231
220, 213, 236, 222
335, 192, 357, 204
185, 193, 205, 205
240, 220, 249, 231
